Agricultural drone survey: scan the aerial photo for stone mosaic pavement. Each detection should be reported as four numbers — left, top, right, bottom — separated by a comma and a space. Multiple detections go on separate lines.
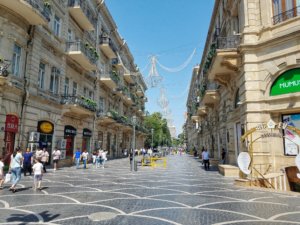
0, 154, 300, 225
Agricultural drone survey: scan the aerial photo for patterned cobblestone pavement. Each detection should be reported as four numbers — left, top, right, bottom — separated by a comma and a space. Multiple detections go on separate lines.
0, 154, 300, 225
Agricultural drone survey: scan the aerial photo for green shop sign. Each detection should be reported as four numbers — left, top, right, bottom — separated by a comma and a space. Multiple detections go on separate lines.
270, 68, 300, 96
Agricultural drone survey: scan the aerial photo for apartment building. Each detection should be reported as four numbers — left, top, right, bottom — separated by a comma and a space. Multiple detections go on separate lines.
0, 0, 147, 165
186, 0, 300, 178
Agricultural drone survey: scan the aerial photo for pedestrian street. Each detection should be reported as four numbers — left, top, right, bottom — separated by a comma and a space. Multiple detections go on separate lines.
0, 155, 300, 225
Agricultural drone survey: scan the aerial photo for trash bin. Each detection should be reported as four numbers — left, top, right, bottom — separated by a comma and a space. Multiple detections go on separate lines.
134, 160, 138, 171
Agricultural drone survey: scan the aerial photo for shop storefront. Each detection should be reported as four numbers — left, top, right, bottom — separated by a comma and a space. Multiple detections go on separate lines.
270, 68, 300, 156
37, 121, 54, 164
64, 125, 76, 157
4, 114, 19, 163
82, 128, 92, 153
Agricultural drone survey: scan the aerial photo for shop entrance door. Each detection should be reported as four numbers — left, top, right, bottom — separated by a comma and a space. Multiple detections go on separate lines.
66, 136, 74, 157
39, 134, 53, 164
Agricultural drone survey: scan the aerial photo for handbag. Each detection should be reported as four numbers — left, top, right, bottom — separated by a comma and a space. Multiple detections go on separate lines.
4, 172, 12, 184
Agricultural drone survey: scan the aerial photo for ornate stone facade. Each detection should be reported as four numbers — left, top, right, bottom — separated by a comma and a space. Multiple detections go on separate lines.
0, 0, 147, 164
186, 0, 300, 174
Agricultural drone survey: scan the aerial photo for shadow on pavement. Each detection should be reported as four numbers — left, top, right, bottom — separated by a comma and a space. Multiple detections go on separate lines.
6, 211, 60, 224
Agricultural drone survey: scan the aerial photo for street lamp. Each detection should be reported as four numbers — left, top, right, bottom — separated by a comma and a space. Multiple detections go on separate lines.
151, 128, 154, 150
132, 115, 137, 171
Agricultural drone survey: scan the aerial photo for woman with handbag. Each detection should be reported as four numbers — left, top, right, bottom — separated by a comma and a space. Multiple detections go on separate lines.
9, 148, 23, 193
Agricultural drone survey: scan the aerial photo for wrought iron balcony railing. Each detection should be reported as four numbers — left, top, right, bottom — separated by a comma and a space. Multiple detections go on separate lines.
99, 35, 116, 51
25, 0, 51, 21
61, 95, 97, 112
68, 0, 97, 28
273, 6, 300, 25
215, 35, 241, 49
66, 41, 98, 64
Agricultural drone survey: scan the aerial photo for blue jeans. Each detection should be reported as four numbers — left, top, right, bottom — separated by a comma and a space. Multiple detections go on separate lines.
75, 158, 80, 168
11, 167, 21, 186
83, 159, 87, 169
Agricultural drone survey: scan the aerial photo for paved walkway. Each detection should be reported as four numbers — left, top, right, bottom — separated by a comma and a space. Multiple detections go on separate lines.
0, 154, 300, 225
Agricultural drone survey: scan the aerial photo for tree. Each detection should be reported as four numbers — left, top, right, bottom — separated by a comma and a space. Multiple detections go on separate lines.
144, 112, 172, 148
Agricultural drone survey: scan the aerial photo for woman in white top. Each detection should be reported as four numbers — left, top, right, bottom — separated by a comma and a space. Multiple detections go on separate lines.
9, 148, 23, 193
101, 151, 107, 168
52, 148, 61, 171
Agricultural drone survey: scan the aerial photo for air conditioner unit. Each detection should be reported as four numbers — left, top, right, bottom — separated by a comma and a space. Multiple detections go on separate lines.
57, 139, 67, 149
28, 132, 40, 142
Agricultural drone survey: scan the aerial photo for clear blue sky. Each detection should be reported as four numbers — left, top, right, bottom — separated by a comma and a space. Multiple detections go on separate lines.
106, 0, 214, 136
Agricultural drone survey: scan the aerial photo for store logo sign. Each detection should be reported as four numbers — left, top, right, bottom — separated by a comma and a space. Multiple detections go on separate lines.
270, 68, 300, 96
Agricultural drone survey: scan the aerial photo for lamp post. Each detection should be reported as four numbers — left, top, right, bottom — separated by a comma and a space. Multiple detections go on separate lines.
151, 128, 154, 150
132, 115, 137, 171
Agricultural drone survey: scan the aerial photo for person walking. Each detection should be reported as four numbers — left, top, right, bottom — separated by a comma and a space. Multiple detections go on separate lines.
101, 151, 107, 168
81, 149, 89, 169
9, 148, 23, 193
0, 156, 4, 189
92, 151, 97, 167
96, 149, 101, 168
52, 148, 61, 171
202, 148, 210, 170
221, 148, 226, 164
73, 148, 81, 169
32, 159, 43, 190
35, 148, 43, 161
23, 148, 33, 176
41, 148, 49, 173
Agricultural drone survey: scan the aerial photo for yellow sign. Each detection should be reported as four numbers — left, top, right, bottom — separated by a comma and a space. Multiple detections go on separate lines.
39, 122, 53, 134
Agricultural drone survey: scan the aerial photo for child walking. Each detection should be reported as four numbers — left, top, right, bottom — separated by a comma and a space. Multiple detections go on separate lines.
32, 159, 43, 190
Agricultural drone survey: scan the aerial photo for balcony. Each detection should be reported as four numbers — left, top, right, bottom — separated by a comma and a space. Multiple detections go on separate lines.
202, 83, 220, 106
124, 72, 135, 84
273, 6, 300, 25
66, 41, 97, 71
136, 85, 145, 97
99, 35, 117, 59
122, 89, 134, 106
99, 71, 119, 90
61, 95, 97, 117
96, 111, 116, 125
197, 105, 207, 116
0, 0, 51, 25
191, 115, 199, 122
112, 58, 124, 70
206, 36, 240, 87
68, 0, 96, 31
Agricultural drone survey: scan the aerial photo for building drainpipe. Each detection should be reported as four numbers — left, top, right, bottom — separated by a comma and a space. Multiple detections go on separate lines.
17, 25, 35, 148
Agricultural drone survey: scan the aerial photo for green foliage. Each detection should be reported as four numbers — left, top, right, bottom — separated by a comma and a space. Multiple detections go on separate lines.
144, 112, 172, 148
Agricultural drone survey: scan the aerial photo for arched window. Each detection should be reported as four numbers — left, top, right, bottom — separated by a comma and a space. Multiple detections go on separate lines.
234, 88, 240, 108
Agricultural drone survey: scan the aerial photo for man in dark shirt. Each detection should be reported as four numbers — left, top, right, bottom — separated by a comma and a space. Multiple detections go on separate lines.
23, 148, 33, 176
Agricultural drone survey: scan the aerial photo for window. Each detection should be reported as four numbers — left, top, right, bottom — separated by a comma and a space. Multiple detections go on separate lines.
72, 81, 77, 96
64, 77, 69, 96
234, 88, 240, 108
272, 0, 300, 24
83, 87, 88, 97
38, 62, 45, 89
89, 91, 94, 100
53, 15, 61, 36
50, 67, 60, 94
98, 97, 105, 113
282, 113, 300, 155
11, 43, 21, 76
67, 29, 73, 41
